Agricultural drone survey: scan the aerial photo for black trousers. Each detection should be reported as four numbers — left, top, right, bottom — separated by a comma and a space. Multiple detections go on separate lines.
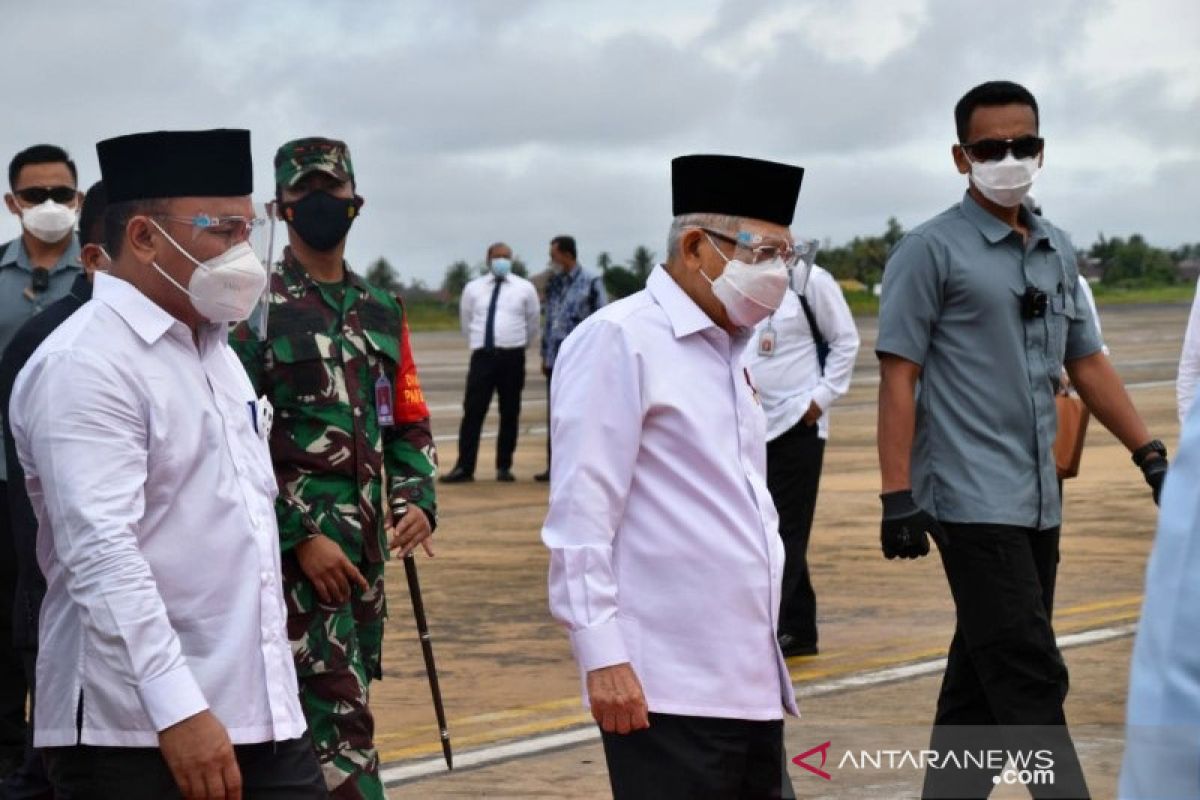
454, 348, 525, 474
544, 369, 553, 467
922, 524, 1090, 799
42, 733, 328, 799
0, 649, 50, 799
601, 713, 794, 800
0, 485, 27, 767
765, 421, 825, 645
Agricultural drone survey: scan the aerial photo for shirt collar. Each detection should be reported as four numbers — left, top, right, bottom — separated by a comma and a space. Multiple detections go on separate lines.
280, 246, 366, 299
92, 272, 185, 345
0, 236, 83, 272
960, 191, 1055, 250
647, 264, 720, 340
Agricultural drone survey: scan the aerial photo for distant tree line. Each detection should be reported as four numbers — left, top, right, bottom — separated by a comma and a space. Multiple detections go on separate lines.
362, 226, 1200, 302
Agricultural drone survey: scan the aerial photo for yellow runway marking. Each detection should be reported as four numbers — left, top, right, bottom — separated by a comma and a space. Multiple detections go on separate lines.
377, 598, 1142, 762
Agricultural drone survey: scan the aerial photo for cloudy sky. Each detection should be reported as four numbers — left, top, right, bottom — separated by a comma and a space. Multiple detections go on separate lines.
3, 0, 1197, 285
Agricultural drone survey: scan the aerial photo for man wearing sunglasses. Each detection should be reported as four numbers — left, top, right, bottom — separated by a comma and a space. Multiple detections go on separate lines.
231, 137, 438, 800
544, 155, 803, 798
0, 143, 84, 782
877, 80, 1167, 798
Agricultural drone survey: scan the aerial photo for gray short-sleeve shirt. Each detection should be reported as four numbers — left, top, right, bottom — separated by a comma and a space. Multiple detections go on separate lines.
876, 191, 1102, 530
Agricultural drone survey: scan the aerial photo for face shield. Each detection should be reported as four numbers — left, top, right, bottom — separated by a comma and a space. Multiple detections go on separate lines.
790, 238, 820, 292
243, 200, 279, 340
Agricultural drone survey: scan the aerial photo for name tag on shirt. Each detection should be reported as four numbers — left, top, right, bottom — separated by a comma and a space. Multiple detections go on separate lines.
757, 329, 777, 357
375, 375, 395, 427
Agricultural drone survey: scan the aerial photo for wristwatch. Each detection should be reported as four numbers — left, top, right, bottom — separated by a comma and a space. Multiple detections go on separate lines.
1131, 439, 1167, 467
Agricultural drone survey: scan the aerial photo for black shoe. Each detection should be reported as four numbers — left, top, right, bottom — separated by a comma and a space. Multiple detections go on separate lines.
534, 470, 551, 483
440, 466, 474, 484
496, 469, 516, 482
778, 633, 818, 658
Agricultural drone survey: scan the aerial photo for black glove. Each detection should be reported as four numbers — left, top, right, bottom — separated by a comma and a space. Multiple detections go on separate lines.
880, 490, 946, 560
1141, 457, 1168, 506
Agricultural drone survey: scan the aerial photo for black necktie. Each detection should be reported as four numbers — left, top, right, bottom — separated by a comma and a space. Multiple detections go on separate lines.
484, 277, 504, 350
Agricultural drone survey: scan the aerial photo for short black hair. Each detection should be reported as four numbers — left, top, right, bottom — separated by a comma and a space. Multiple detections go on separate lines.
103, 198, 167, 259
954, 81, 1039, 143
78, 181, 108, 247
8, 144, 78, 189
550, 235, 576, 259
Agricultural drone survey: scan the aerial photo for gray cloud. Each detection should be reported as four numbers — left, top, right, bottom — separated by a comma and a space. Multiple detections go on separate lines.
0, 0, 1194, 285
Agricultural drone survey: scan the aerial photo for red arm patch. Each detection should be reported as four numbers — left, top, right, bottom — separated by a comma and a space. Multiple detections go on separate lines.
396, 315, 430, 423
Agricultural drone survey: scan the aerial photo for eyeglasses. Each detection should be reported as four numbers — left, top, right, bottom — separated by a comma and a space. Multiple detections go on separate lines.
14, 186, 76, 205
700, 228, 802, 268
960, 136, 1044, 162
153, 213, 265, 244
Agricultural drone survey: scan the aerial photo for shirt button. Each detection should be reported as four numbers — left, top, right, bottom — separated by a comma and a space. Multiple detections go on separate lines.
261, 571, 272, 586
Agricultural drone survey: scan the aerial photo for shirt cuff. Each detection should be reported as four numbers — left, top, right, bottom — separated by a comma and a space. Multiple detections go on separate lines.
137, 664, 209, 732
570, 619, 630, 672
810, 384, 837, 416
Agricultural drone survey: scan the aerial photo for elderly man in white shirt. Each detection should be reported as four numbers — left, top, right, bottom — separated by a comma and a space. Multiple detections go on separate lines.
543, 154, 805, 798
9, 130, 323, 799
745, 257, 859, 658
442, 241, 540, 483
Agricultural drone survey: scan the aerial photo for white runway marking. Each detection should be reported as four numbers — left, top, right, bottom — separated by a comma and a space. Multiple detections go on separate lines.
381, 622, 1137, 786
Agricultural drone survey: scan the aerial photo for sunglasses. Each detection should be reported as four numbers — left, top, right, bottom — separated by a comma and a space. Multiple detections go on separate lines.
14, 186, 77, 205
960, 136, 1044, 162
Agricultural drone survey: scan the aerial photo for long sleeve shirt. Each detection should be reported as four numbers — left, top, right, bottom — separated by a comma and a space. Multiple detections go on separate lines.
541, 265, 606, 369
542, 265, 798, 721
1119, 398, 1200, 798
744, 264, 860, 440
230, 250, 438, 564
1177, 285, 1200, 424
459, 273, 540, 350
11, 272, 306, 747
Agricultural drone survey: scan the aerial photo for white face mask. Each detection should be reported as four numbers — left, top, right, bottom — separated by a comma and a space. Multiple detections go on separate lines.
20, 200, 77, 244
149, 219, 267, 323
969, 154, 1041, 208
702, 233, 789, 329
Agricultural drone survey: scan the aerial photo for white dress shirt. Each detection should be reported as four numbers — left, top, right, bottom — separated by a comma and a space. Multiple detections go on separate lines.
543, 265, 798, 721
11, 273, 306, 748
1075, 276, 1109, 356
1177, 284, 1200, 424
460, 272, 540, 350
744, 264, 860, 440
1119, 398, 1200, 798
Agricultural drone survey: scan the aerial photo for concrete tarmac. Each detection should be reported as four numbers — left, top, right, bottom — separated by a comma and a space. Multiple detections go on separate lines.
369, 301, 1190, 798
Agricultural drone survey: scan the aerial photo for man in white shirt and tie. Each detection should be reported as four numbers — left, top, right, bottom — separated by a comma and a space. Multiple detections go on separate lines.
443, 242, 540, 483
10, 130, 323, 799
745, 254, 860, 658
543, 154, 804, 798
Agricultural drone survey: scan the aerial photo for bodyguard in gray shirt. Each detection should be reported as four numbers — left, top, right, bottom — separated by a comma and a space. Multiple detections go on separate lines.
876, 81, 1166, 799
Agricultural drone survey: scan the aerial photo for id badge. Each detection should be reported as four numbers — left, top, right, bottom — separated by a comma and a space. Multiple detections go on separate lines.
375, 374, 395, 427
758, 328, 777, 357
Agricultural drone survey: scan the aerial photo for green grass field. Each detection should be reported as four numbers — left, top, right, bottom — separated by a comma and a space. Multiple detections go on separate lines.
402, 284, 1196, 332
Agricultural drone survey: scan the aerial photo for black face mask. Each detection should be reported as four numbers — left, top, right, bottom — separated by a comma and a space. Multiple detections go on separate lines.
280, 191, 362, 252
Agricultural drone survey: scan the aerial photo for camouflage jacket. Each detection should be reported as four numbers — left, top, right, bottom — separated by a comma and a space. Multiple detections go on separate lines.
231, 248, 437, 564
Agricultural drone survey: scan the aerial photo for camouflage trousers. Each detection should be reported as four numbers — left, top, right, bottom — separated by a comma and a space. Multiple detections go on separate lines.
284, 553, 387, 800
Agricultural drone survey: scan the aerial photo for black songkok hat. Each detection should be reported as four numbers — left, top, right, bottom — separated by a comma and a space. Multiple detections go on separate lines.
97, 129, 253, 203
671, 154, 804, 227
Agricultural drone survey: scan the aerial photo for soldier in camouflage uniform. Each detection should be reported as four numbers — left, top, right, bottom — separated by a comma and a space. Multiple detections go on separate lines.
231, 137, 438, 800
